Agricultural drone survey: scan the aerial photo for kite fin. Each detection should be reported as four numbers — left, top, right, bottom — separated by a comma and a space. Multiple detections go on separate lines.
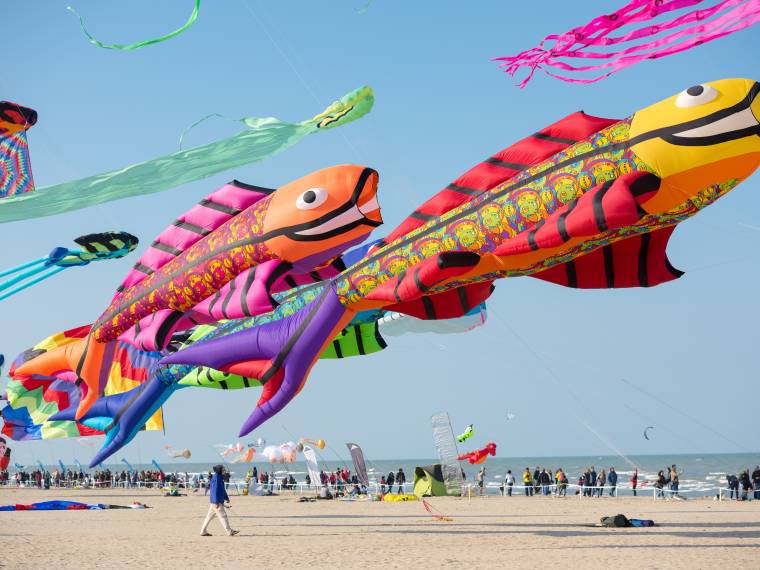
384, 280, 495, 321
189, 259, 289, 321
118, 309, 186, 352
73, 231, 139, 258
162, 286, 352, 436
372, 112, 618, 252
89, 375, 180, 467
531, 226, 683, 289
115, 180, 276, 294
364, 251, 482, 304
492, 171, 660, 258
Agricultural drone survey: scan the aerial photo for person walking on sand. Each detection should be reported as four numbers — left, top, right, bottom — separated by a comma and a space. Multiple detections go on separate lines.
476, 467, 486, 496
631, 469, 638, 497
200, 465, 239, 537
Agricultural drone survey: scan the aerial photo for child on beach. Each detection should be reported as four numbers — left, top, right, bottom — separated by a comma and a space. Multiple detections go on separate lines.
200, 465, 239, 537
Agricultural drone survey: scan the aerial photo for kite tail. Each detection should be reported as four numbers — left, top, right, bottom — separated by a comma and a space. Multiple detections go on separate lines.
495, 0, 760, 86
67, 1, 201, 51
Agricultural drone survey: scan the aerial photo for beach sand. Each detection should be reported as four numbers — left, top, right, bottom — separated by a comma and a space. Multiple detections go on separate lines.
2, 487, 759, 569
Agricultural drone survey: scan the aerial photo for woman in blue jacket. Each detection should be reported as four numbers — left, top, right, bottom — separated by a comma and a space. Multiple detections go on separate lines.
200, 465, 239, 536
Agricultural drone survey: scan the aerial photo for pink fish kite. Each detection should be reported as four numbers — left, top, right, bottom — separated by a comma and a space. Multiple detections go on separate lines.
496, 0, 760, 86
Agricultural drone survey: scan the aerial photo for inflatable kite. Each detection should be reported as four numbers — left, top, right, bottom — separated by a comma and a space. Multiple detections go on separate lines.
0, 231, 138, 301
456, 425, 474, 443
0, 102, 36, 199
164, 445, 192, 459
458, 443, 497, 465
260, 442, 298, 464
298, 438, 326, 451
69, 1, 200, 51
215, 443, 245, 457
0, 326, 163, 441
0, 501, 147, 511
644, 426, 654, 440
0, 86, 373, 223
496, 0, 760, 86
15, 164, 382, 419
161, 77, 760, 438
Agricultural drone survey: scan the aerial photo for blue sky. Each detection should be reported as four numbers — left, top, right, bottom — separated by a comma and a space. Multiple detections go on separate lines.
2, 1, 759, 465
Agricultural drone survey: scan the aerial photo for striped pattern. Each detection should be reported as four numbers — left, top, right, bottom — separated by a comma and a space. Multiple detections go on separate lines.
116, 180, 275, 293
532, 226, 683, 289
272, 257, 347, 294
384, 281, 494, 321
321, 322, 387, 359
493, 171, 656, 258
371, 112, 618, 252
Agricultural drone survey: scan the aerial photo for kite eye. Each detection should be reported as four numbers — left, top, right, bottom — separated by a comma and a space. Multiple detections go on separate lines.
296, 187, 328, 210
675, 84, 717, 108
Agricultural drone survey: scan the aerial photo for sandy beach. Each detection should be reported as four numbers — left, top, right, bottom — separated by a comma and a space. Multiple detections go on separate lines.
2, 487, 759, 569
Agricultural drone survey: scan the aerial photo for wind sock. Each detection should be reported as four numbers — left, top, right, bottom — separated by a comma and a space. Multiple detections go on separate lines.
0, 86, 374, 222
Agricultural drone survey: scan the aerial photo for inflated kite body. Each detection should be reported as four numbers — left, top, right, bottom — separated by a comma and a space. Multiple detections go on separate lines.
0, 231, 138, 301
458, 443, 497, 465
165, 78, 760, 438
15, 165, 381, 417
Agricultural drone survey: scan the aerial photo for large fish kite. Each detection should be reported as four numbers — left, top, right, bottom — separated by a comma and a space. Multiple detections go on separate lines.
0, 86, 373, 223
12, 164, 382, 418
162, 77, 760, 438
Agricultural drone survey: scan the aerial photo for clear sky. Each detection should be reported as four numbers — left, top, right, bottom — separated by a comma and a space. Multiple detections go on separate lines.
2, 1, 759, 465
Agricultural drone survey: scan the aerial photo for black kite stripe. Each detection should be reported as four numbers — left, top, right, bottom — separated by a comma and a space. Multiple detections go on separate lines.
638, 233, 651, 287
173, 220, 210, 236
393, 270, 407, 303
602, 245, 615, 288
421, 296, 436, 319
284, 275, 297, 288
199, 198, 241, 216
532, 132, 577, 145
243, 376, 251, 388
566, 260, 578, 288
155, 311, 184, 350
557, 199, 578, 242
218, 378, 228, 390
309, 271, 321, 281
207, 290, 223, 317
485, 157, 529, 170
133, 262, 155, 276
446, 183, 482, 196
412, 267, 430, 294
410, 210, 435, 222
332, 338, 344, 358
220, 278, 237, 319
456, 286, 470, 314
593, 180, 614, 232
526, 220, 544, 252
373, 321, 388, 350
240, 267, 257, 317
354, 326, 365, 355
151, 241, 183, 256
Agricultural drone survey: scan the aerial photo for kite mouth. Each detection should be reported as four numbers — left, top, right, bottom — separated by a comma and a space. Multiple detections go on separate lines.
661, 81, 760, 147
291, 168, 382, 240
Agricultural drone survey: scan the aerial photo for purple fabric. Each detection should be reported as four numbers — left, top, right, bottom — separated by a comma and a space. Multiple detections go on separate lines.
290, 232, 370, 273
162, 286, 348, 435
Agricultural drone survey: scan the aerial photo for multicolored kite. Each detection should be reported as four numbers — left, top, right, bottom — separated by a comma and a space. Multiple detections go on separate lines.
0, 86, 374, 222
458, 443, 497, 465
162, 77, 760, 438
0, 231, 138, 302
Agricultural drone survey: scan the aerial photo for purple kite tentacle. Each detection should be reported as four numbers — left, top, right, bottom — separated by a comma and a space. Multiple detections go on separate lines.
495, 0, 760, 86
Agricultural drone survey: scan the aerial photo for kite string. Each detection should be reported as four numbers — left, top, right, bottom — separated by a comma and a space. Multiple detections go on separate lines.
488, 307, 642, 471
67, 1, 201, 51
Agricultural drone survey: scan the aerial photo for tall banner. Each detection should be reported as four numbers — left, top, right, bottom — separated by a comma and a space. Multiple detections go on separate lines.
58, 459, 66, 473
74, 459, 84, 472
346, 443, 369, 486
121, 458, 135, 473
431, 411, 464, 496
151, 459, 164, 473
302, 445, 321, 488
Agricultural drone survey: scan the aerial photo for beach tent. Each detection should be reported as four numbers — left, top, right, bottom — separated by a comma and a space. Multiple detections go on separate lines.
413, 464, 449, 497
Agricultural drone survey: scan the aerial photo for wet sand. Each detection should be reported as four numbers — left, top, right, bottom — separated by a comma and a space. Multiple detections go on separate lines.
2, 487, 759, 569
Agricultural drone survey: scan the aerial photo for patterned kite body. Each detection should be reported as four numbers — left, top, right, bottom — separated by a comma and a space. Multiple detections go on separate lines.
0, 101, 36, 198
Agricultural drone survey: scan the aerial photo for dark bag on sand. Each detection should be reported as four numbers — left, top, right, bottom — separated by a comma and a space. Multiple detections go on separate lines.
600, 514, 631, 527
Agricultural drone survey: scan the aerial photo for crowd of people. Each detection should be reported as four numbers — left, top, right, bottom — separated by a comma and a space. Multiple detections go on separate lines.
1, 468, 174, 489
724, 467, 760, 501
